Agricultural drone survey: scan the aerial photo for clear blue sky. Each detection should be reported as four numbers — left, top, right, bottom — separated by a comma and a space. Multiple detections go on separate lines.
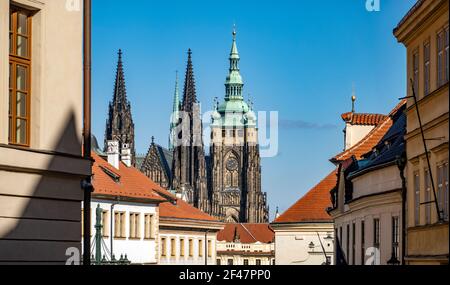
92, 0, 417, 220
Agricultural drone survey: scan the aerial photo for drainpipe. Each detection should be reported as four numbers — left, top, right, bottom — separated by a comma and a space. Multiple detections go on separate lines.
396, 153, 407, 265
205, 230, 208, 266
82, 0, 92, 266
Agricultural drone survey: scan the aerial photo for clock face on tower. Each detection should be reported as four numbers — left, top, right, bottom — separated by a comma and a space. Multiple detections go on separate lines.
226, 158, 239, 171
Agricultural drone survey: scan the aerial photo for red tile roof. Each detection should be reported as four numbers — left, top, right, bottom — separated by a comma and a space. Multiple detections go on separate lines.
154, 188, 218, 222
92, 152, 166, 202
341, 112, 387, 126
273, 170, 337, 223
92, 152, 217, 222
332, 101, 406, 163
217, 224, 274, 244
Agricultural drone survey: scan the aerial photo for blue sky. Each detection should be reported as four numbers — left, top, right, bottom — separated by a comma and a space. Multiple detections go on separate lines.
92, 0, 417, 220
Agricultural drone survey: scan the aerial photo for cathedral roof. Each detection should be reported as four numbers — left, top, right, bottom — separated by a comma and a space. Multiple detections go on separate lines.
217, 223, 274, 244
272, 170, 337, 224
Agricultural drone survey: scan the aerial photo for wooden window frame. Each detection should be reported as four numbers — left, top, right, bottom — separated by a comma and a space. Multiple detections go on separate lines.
9, 6, 32, 147
424, 41, 430, 96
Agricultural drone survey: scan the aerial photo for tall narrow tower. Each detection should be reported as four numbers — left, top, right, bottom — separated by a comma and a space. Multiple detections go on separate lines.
209, 28, 269, 223
104, 49, 136, 166
171, 50, 209, 212
169, 71, 180, 151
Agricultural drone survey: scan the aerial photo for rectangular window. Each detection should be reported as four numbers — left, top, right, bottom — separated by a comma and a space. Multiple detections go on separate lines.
171, 238, 176, 257
114, 212, 126, 238
129, 213, 140, 239
445, 27, 449, 83
346, 224, 350, 261
9, 7, 32, 146
413, 51, 419, 95
361, 221, 365, 265
392, 217, 400, 261
373, 219, 380, 249
227, 259, 233, 265
425, 169, 431, 225
424, 42, 430, 96
161, 238, 167, 257
243, 259, 249, 265
199, 239, 204, 257
207, 240, 212, 257
189, 239, 194, 257
352, 222, 356, 265
144, 214, 154, 239
180, 238, 185, 257
414, 172, 421, 226
238, 129, 244, 138
256, 259, 261, 266
102, 210, 109, 237
438, 163, 449, 221
217, 259, 221, 265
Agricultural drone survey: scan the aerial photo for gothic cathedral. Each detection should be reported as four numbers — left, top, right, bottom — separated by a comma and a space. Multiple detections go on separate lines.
107, 32, 269, 223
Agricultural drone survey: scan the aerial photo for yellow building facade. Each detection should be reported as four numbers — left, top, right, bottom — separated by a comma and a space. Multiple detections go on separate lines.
394, 0, 449, 265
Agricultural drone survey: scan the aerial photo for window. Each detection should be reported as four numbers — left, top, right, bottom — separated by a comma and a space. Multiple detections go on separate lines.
255, 259, 261, 266
238, 129, 244, 138
373, 219, 380, 249
424, 42, 430, 96
425, 169, 431, 225
445, 27, 449, 83
9, 7, 32, 146
352, 223, 356, 265
217, 259, 221, 265
102, 210, 109, 237
346, 224, 350, 261
114, 212, 126, 238
437, 27, 449, 86
222, 130, 226, 138
414, 172, 421, 226
199, 240, 204, 257
189, 239, 194, 257
180, 239, 185, 257
227, 259, 233, 265
144, 214, 154, 239
129, 213, 140, 239
361, 221, 365, 265
437, 163, 449, 221
413, 51, 419, 94
392, 217, 400, 261
161, 238, 167, 257
171, 238, 176, 257
207, 240, 212, 257
243, 259, 249, 265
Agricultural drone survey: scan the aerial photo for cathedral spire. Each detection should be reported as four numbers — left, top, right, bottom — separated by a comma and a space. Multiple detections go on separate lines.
225, 28, 244, 101
113, 49, 128, 106
169, 71, 180, 150
182, 49, 197, 113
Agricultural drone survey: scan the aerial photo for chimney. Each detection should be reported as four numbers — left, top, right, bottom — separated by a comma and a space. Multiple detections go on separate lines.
107, 140, 120, 169
121, 143, 132, 167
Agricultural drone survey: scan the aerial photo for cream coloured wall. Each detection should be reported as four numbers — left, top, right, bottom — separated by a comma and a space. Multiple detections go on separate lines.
82, 200, 159, 265
345, 124, 375, 151
272, 223, 334, 265
216, 241, 274, 265
158, 230, 218, 265
0, 0, 90, 264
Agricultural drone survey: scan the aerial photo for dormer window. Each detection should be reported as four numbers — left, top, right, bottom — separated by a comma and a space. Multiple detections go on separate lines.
100, 165, 121, 183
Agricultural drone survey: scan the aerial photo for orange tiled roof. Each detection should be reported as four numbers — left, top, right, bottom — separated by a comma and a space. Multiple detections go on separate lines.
154, 188, 218, 222
332, 101, 406, 163
92, 152, 166, 202
273, 170, 337, 223
341, 112, 387, 126
92, 152, 218, 222
217, 224, 274, 244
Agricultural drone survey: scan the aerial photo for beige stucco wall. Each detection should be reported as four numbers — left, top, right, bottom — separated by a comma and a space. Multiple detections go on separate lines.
345, 124, 375, 151
216, 240, 275, 265
0, 0, 90, 264
272, 223, 334, 265
394, 0, 449, 264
